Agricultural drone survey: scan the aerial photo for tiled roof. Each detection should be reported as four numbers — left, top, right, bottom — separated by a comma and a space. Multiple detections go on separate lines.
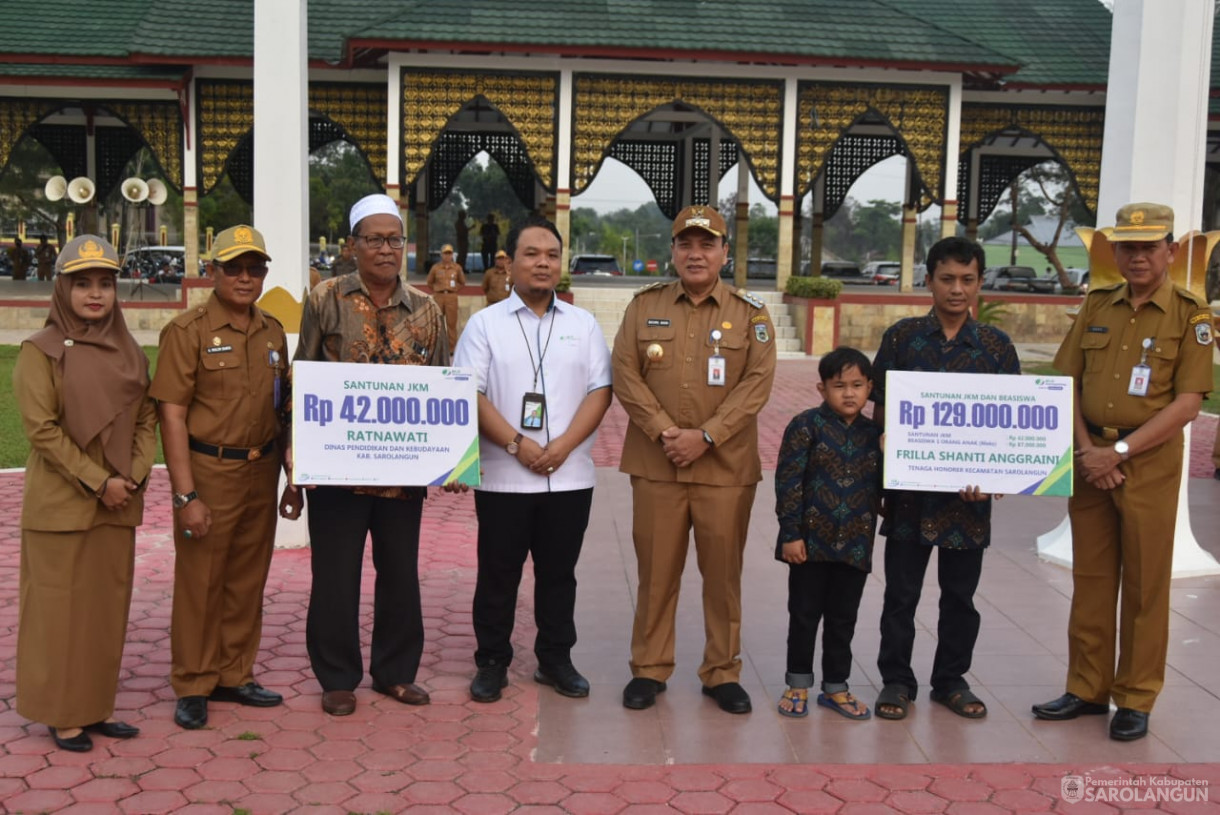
0, 0, 153, 58
0, 64, 185, 81
878, 0, 1114, 87
350, 0, 1018, 71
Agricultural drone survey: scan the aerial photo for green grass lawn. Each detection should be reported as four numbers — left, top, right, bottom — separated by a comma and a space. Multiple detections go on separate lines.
0, 345, 163, 469
1024, 361, 1220, 415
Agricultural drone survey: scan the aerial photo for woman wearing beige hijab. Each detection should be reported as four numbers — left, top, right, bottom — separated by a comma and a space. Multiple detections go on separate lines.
13, 235, 157, 752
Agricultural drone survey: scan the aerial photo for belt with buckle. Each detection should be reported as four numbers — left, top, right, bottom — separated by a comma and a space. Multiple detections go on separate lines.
1084, 421, 1135, 441
188, 437, 276, 461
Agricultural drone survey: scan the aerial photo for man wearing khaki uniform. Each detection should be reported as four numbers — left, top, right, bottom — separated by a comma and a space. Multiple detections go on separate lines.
427, 244, 465, 352
152, 225, 288, 730
1034, 203, 1212, 741
482, 249, 512, 306
613, 205, 776, 714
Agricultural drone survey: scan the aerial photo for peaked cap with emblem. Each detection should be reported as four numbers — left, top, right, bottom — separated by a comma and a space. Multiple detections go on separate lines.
56, 234, 122, 275
211, 224, 272, 262
671, 205, 727, 238
1109, 202, 1174, 242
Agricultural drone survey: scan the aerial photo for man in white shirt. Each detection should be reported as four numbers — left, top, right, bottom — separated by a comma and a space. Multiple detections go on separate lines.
453, 215, 613, 703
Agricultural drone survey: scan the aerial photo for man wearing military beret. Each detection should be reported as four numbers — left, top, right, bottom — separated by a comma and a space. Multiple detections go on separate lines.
151, 225, 288, 730
1033, 202, 1213, 741
612, 205, 776, 714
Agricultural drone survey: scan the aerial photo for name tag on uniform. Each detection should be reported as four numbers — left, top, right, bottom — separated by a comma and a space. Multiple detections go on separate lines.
707, 354, 726, 386
646, 318, 670, 327
1128, 364, 1151, 397
206, 345, 233, 354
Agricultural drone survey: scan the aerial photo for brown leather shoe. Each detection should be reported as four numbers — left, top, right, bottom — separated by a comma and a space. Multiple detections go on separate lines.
321, 690, 356, 716
373, 682, 430, 706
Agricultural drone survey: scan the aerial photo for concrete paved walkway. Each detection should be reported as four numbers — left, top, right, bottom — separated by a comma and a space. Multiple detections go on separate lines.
1, 359, 1218, 813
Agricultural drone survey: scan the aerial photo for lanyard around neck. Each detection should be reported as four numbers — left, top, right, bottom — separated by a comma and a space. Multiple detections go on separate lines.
514, 300, 557, 391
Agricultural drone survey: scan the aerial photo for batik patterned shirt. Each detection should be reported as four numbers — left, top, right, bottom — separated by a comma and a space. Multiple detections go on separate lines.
871, 310, 1021, 550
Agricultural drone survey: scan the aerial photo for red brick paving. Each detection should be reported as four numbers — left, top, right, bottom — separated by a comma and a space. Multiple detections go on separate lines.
1, 360, 1217, 813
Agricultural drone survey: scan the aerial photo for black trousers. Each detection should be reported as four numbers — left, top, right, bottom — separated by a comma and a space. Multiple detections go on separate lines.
472, 488, 593, 669
305, 486, 424, 692
877, 537, 984, 698
786, 561, 868, 688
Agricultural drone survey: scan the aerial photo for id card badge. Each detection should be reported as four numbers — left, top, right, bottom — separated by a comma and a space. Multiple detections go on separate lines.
521, 391, 546, 430
707, 355, 726, 387
449, 278, 457, 288
1127, 364, 1151, 397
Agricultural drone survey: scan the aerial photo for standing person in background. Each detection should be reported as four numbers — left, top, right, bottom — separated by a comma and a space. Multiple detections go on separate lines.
151, 225, 288, 731
454, 215, 612, 703
455, 208, 471, 271
14, 235, 156, 751
34, 235, 56, 281
330, 239, 357, 278
482, 249, 512, 306
281, 193, 449, 718
9, 237, 30, 281
427, 244, 465, 352
480, 213, 500, 273
612, 205, 776, 715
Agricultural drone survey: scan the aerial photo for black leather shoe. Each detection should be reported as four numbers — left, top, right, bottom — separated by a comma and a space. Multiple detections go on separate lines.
622, 677, 667, 710
1110, 708, 1149, 741
174, 696, 208, 729
534, 663, 590, 698
210, 682, 283, 707
470, 663, 509, 703
85, 720, 140, 739
1032, 693, 1109, 721
702, 682, 752, 714
49, 727, 93, 752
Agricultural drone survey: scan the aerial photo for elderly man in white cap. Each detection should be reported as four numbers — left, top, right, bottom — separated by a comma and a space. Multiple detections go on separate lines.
281, 194, 449, 716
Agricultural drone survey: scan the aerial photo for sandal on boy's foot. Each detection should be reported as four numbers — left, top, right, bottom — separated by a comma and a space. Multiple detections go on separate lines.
929, 688, 987, 719
817, 690, 871, 720
875, 684, 912, 720
777, 687, 808, 718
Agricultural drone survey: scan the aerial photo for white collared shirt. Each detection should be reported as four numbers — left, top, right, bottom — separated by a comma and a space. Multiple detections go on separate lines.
453, 290, 611, 493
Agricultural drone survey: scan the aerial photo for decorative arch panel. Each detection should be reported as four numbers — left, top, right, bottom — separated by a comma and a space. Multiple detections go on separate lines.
422, 131, 538, 211
571, 74, 782, 202
797, 82, 948, 204
105, 101, 183, 190
308, 83, 387, 188
401, 69, 557, 191
959, 104, 1104, 218
958, 153, 1044, 225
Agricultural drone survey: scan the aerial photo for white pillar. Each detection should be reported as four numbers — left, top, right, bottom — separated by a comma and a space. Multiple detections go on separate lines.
1038, 0, 1218, 577
254, 0, 310, 299
254, 0, 311, 549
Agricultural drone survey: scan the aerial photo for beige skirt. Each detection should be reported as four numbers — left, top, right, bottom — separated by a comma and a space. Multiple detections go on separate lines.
17, 524, 135, 729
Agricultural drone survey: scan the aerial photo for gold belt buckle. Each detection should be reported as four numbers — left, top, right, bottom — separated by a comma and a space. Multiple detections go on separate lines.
247, 448, 262, 461
1102, 427, 1119, 441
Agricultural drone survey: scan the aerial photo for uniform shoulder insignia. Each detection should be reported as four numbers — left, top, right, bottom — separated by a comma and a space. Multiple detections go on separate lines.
170, 306, 208, 327
1173, 286, 1208, 307
632, 281, 668, 297
1090, 282, 1124, 293
734, 289, 764, 309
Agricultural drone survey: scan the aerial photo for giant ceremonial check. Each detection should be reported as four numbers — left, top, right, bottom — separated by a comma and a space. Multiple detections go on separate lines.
883, 370, 1073, 496
291, 361, 480, 487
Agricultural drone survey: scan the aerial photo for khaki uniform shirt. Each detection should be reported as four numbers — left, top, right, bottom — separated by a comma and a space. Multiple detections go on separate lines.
482, 267, 511, 304
151, 292, 288, 448
613, 278, 776, 486
1054, 278, 1212, 430
427, 260, 465, 295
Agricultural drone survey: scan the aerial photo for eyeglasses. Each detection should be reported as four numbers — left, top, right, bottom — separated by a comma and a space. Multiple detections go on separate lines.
356, 234, 407, 250
218, 262, 269, 278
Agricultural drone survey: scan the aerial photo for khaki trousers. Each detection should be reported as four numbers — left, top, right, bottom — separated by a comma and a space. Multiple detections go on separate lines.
629, 477, 756, 686
171, 452, 279, 696
435, 292, 459, 352
1066, 433, 1182, 712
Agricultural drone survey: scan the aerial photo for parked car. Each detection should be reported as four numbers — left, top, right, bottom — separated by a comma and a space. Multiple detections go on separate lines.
569, 253, 623, 275
123, 245, 186, 283
820, 260, 871, 284
983, 265, 1041, 292
862, 261, 900, 286
1054, 267, 1090, 294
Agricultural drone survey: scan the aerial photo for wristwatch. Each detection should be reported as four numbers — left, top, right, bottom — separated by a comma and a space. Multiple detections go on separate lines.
505, 433, 523, 456
702, 430, 715, 446
172, 490, 198, 509
1113, 440, 1130, 461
